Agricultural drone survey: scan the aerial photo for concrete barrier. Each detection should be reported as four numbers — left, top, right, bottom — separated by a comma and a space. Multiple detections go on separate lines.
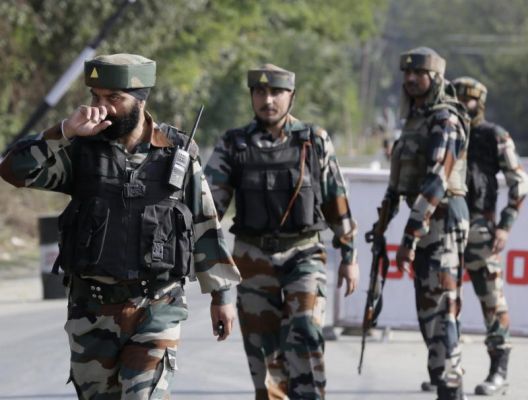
330, 167, 528, 336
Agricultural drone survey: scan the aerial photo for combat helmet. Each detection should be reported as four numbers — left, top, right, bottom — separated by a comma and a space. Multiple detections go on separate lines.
247, 64, 295, 91
399, 47, 446, 76
452, 76, 488, 105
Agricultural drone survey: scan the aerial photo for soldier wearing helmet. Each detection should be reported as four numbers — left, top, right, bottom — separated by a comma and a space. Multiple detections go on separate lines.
0, 53, 241, 398
453, 76, 528, 396
205, 63, 360, 399
372, 47, 470, 400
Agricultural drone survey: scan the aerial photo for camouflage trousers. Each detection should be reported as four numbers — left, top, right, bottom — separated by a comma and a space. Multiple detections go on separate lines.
465, 215, 511, 352
413, 197, 469, 389
65, 284, 188, 400
233, 238, 327, 400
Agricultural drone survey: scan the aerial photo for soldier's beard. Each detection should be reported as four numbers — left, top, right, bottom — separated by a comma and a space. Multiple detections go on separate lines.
102, 101, 141, 141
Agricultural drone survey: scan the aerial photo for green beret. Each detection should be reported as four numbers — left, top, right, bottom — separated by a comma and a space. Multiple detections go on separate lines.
247, 63, 295, 90
84, 53, 156, 89
399, 47, 446, 76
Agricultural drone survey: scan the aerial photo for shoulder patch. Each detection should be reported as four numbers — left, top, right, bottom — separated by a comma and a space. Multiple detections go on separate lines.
430, 106, 452, 121
310, 125, 326, 138
158, 123, 199, 158
295, 127, 311, 141
224, 127, 245, 141
224, 127, 249, 151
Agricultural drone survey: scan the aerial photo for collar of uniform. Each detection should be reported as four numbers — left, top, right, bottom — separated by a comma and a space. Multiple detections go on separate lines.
144, 111, 173, 148
409, 103, 427, 116
109, 143, 146, 158
282, 114, 305, 135
249, 114, 303, 136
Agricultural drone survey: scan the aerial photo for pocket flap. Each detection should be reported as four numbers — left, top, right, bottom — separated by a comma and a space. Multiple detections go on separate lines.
290, 168, 312, 188
266, 169, 290, 190
240, 170, 263, 190
173, 203, 193, 231
143, 205, 174, 241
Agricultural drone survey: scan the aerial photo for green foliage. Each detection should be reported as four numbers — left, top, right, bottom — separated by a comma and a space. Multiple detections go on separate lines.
0, 0, 386, 152
377, 0, 528, 154
5, 1, 528, 156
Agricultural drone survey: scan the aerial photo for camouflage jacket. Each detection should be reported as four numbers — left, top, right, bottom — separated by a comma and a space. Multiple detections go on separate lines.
385, 104, 469, 250
0, 113, 241, 299
204, 115, 357, 263
468, 120, 528, 231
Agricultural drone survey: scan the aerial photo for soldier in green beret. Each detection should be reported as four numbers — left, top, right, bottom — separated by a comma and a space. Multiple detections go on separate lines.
205, 63, 360, 399
0, 53, 241, 399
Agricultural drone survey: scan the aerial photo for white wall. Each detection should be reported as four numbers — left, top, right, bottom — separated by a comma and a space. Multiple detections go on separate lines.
330, 168, 528, 336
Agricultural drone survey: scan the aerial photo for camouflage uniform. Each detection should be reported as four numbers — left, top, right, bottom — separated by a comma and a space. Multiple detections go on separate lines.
453, 77, 528, 395
0, 54, 241, 400
205, 65, 357, 400
383, 48, 470, 400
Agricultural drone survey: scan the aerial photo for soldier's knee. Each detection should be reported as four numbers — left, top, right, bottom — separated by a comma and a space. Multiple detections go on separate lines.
287, 316, 323, 347
438, 271, 457, 290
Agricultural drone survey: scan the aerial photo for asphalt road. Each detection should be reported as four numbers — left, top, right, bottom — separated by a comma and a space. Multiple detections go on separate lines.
0, 276, 527, 400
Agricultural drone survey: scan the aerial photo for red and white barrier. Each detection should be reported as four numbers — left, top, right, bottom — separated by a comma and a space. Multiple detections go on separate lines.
331, 168, 528, 336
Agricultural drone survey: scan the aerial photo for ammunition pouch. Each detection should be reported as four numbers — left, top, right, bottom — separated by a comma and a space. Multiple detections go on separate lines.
53, 137, 195, 281
228, 125, 326, 235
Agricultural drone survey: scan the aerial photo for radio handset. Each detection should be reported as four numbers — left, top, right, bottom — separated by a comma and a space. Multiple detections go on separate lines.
168, 105, 204, 189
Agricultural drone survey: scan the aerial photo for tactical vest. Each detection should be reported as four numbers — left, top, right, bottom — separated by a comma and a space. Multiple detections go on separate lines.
228, 126, 327, 236
55, 133, 195, 281
389, 103, 469, 201
466, 121, 501, 214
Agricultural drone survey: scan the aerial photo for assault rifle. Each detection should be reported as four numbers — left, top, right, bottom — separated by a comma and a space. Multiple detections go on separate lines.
358, 198, 391, 374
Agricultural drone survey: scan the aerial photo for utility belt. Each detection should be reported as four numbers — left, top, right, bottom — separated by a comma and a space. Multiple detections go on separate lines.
446, 189, 465, 197
237, 232, 319, 253
70, 275, 183, 305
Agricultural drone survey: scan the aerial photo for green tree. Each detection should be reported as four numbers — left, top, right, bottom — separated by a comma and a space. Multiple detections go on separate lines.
373, 0, 528, 154
0, 0, 386, 152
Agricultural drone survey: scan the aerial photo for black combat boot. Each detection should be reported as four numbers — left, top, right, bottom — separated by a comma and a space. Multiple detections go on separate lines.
474, 348, 510, 395
437, 385, 465, 400
422, 370, 440, 392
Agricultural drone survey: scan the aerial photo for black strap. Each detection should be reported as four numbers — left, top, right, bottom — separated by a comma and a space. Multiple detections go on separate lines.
163, 124, 199, 158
